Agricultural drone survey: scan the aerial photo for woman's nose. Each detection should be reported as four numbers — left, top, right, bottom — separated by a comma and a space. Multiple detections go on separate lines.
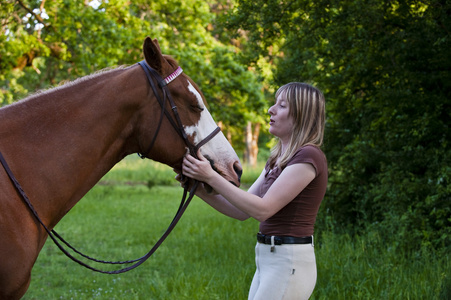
268, 105, 275, 115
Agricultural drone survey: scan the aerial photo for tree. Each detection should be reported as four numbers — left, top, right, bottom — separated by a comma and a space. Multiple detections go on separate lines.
0, 0, 267, 162
225, 0, 451, 251
244, 121, 261, 165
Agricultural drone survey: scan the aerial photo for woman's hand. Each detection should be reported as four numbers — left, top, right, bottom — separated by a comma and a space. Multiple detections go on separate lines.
174, 167, 208, 192
173, 168, 187, 187
182, 150, 215, 183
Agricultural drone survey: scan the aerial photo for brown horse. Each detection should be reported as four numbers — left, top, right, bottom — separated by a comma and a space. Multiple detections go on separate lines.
0, 37, 242, 299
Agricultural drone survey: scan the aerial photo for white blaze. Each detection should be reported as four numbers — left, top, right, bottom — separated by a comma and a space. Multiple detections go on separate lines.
185, 81, 219, 145
183, 80, 241, 184
184, 81, 238, 163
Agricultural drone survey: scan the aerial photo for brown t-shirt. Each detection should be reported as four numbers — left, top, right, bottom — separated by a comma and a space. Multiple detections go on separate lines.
259, 145, 328, 237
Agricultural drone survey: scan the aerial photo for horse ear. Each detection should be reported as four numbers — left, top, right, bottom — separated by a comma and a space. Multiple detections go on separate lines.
153, 39, 161, 51
143, 37, 163, 73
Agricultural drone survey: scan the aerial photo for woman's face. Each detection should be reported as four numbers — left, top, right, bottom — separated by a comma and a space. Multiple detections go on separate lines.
268, 92, 294, 142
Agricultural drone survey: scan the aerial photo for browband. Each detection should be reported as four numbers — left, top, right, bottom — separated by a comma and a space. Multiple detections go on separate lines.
163, 66, 183, 85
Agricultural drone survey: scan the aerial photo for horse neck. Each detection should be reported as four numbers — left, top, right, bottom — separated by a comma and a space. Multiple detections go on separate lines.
0, 65, 150, 227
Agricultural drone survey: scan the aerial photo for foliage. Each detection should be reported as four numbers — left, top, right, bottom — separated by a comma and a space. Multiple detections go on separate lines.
0, 0, 267, 150
224, 0, 451, 252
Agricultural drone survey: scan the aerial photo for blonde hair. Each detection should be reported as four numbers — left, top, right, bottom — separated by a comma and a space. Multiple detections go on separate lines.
268, 82, 325, 170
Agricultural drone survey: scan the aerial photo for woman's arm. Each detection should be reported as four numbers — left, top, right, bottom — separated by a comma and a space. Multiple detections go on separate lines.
194, 167, 267, 220
183, 151, 316, 222
174, 167, 266, 221
195, 186, 250, 221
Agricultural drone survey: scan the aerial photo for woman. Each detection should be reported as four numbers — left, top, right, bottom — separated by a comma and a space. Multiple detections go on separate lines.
182, 82, 328, 300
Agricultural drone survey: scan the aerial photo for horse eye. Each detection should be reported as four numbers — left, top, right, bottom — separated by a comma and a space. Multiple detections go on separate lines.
191, 105, 204, 112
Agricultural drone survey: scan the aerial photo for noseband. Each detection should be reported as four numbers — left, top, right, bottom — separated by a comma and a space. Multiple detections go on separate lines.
137, 61, 221, 160
0, 61, 222, 275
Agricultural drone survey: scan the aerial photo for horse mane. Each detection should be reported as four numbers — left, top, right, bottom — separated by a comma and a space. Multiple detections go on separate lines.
25, 65, 129, 101
1, 65, 130, 112
60, 65, 128, 86
8, 56, 179, 109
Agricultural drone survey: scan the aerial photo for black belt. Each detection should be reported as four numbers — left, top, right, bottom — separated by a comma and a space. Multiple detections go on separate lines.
257, 233, 312, 245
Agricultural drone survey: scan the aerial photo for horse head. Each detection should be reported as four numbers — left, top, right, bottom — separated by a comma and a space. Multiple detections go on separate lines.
138, 37, 242, 188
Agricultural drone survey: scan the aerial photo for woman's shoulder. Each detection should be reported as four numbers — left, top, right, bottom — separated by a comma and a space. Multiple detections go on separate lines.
288, 145, 327, 169
294, 145, 325, 158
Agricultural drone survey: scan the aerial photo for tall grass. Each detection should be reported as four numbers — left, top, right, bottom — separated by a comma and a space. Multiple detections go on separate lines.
23, 156, 450, 299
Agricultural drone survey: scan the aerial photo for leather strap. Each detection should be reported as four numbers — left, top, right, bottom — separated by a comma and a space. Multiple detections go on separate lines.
257, 233, 313, 245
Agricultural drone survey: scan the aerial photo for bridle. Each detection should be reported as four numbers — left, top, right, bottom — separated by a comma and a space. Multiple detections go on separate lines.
0, 60, 221, 274
137, 61, 221, 160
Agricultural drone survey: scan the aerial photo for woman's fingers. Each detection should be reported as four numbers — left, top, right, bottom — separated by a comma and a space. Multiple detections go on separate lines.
182, 153, 206, 180
184, 154, 196, 165
197, 149, 205, 161
182, 155, 195, 176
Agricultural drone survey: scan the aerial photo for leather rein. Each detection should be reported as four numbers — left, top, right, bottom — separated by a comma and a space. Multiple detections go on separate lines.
0, 60, 221, 274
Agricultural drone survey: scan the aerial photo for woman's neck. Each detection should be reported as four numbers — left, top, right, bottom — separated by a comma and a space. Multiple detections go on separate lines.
280, 141, 289, 156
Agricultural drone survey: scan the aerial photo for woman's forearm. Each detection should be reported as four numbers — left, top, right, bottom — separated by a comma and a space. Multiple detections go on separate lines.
196, 187, 250, 221
182, 152, 269, 221
204, 173, 271, 222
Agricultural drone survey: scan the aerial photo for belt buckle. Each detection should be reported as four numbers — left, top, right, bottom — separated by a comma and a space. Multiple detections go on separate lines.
274, 236, 283, 245
263, 235, 283, 245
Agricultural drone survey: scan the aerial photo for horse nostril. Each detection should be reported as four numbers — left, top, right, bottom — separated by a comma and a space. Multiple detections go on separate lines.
233, 161, 242, 182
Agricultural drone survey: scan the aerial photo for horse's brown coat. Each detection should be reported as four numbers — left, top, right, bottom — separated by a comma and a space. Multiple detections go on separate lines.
0, 37, 241, 299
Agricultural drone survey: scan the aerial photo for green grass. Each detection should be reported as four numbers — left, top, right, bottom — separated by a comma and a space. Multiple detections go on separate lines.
23, 156, 450, 299
314, 231, 450, 299
25, 184, 258, 299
